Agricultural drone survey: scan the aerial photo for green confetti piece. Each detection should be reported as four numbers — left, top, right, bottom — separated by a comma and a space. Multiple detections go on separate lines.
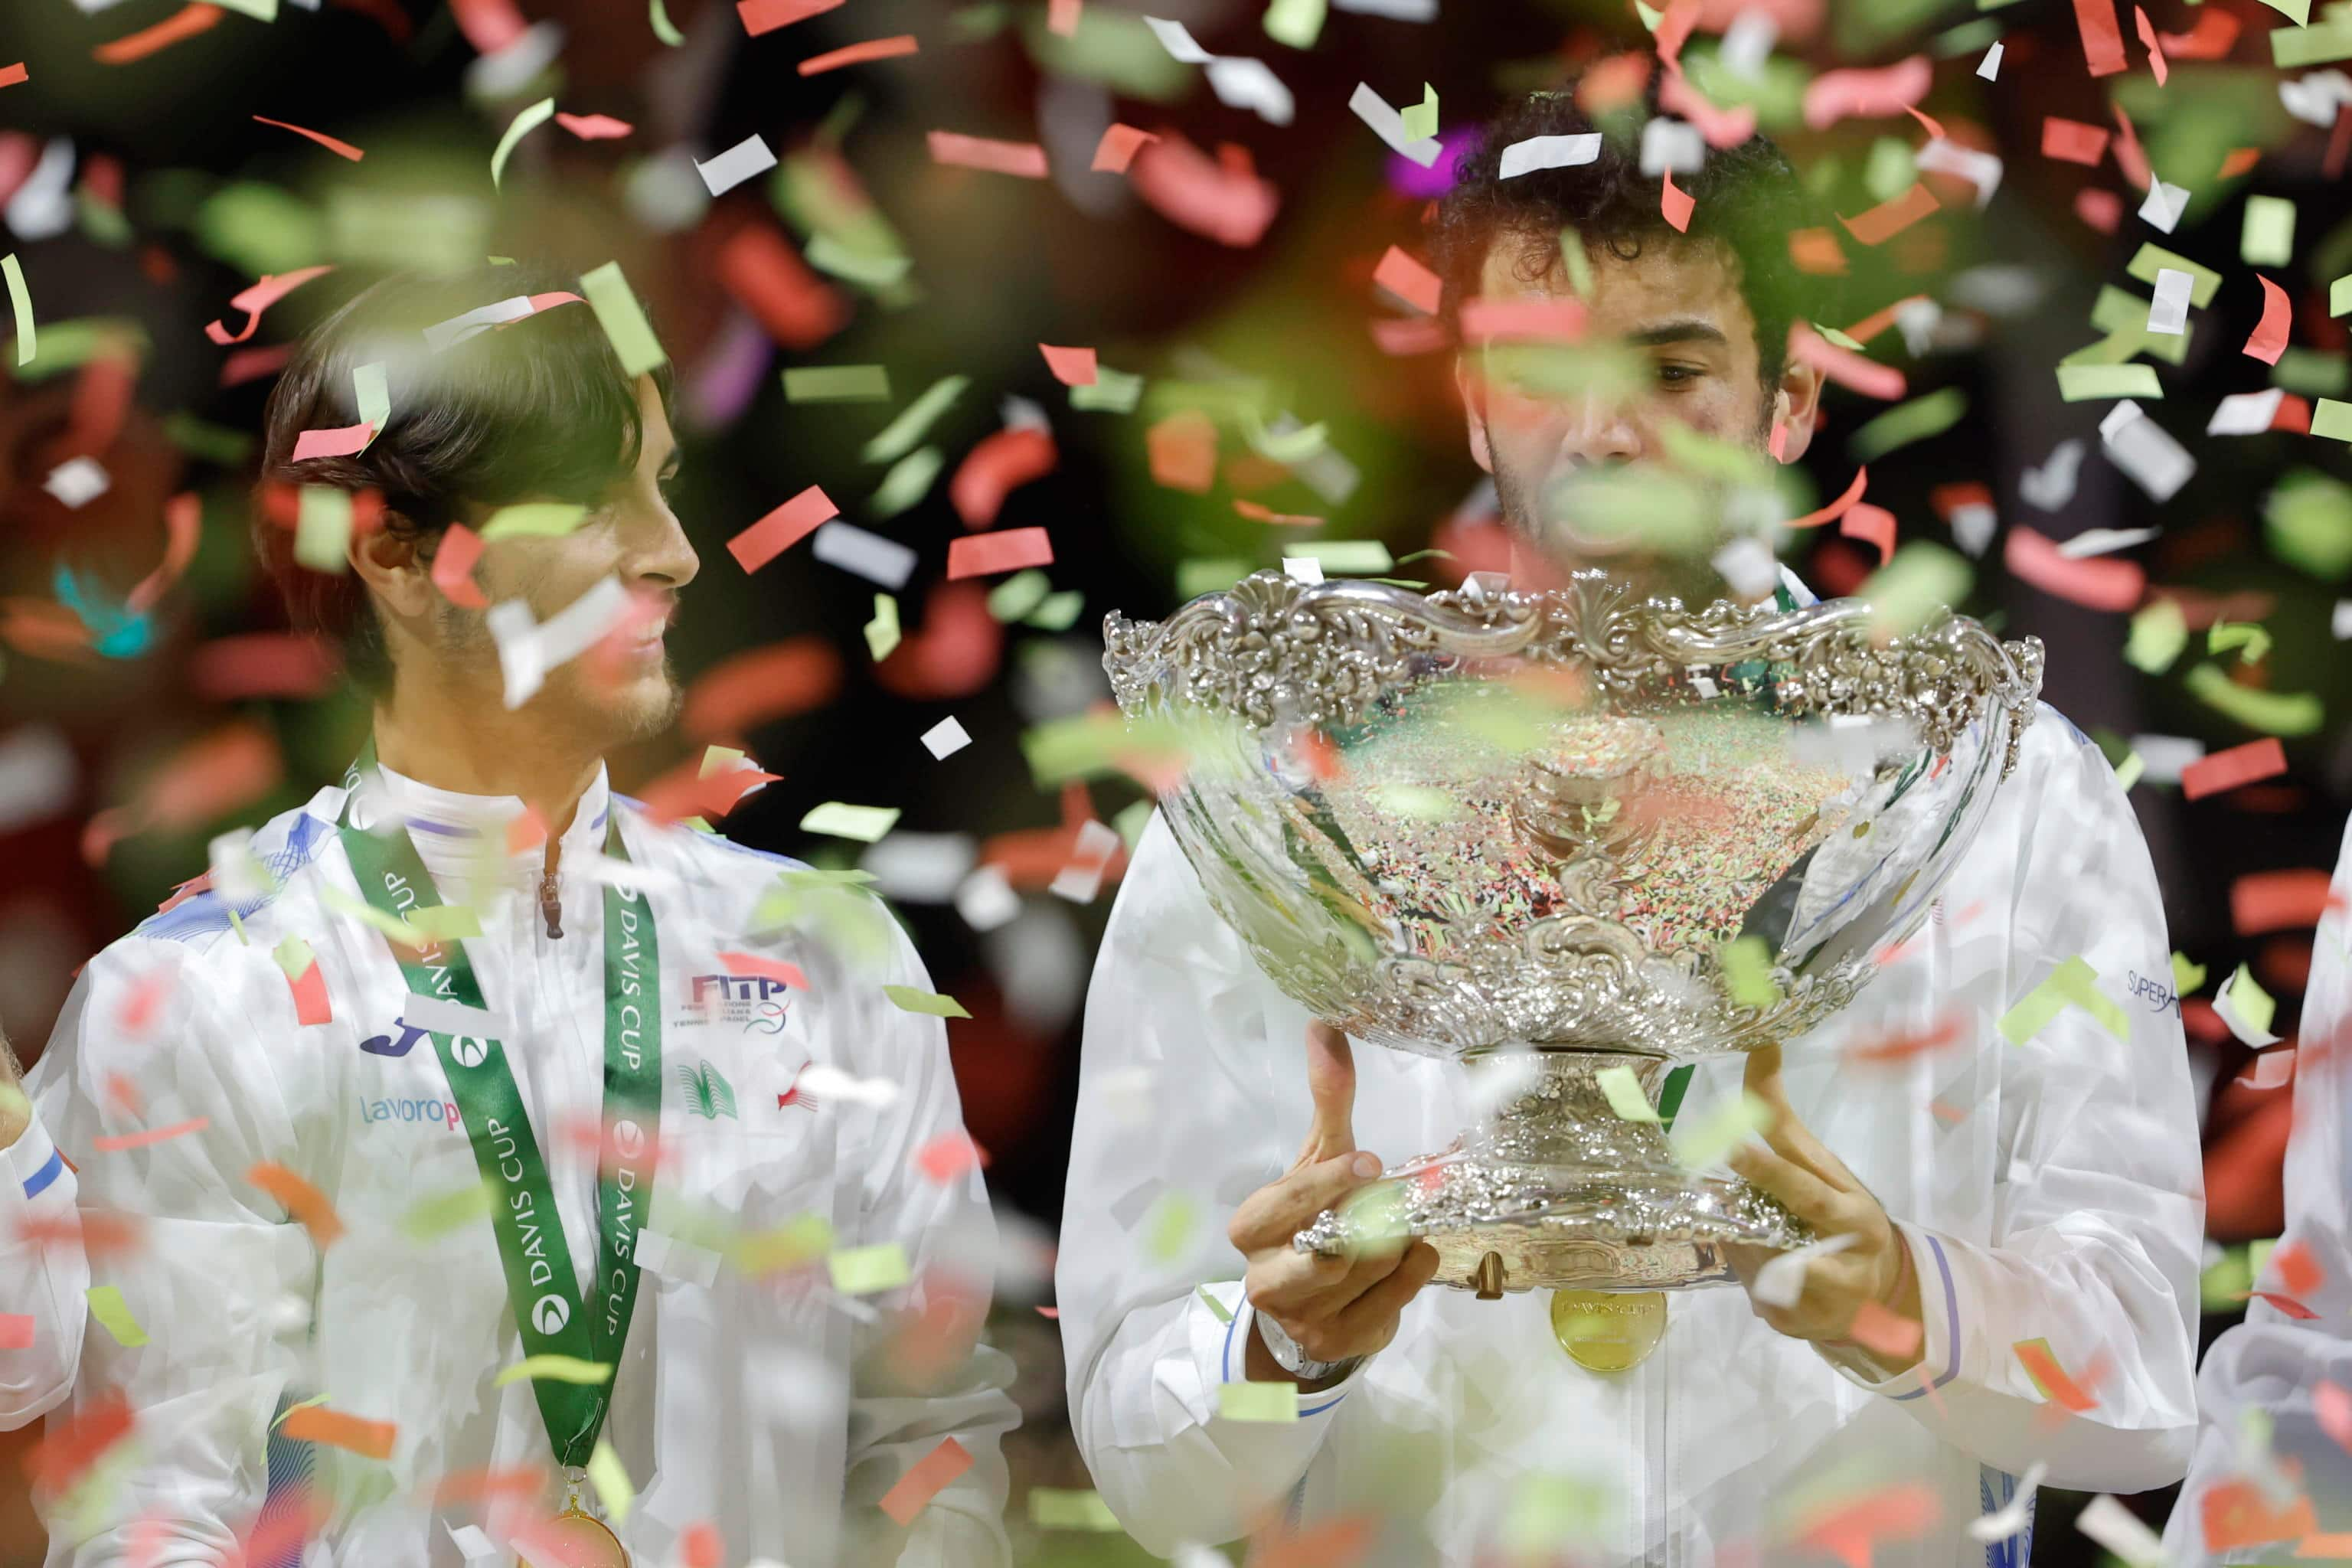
883, 985, 972, 1019
804, 234, 913, 290
2057, 362, 2162, 402
212, 0, 277, 16
1289, 541, 1395, 575
1557, 227, 1596, 299
2249, 1236, 2278, 1283
1812, 322, 1867, 352
1142, 1189, 1200, 1264
2059, 326, 2156, 369
1028, 1488, 1126, 1530
864, 374, 969, 463
2173, 952, 2208, 996
2200, 1243, 2253, 1313
1264, 0, 1328, 47
784, 364, 892, 403
407, 904, 482, 941
270, 934, 315, 982
2125, 598, 2189, 674
579, 260, 666, 377
2086, 289, 2192, 365
1501, 1476, 1615, 1555
2332, 274, 2352, 317
1595, 1064, 1661, 1122
800, 802, 900, 841
1634, 0, 1664, 28
1113, 798, 1154, 849
828, 1241, 912, 1295
1217, 1381, 1301, 1423
586, 1439, 634, 1527
867, 446, 942, 518
2258, 0, 2312, 21
1069, 366, 1144, 413
295, 486, 354, 573
1668, 1090, 1769, 1170
2, 254, 31, 368
1243, 416, 1328, 467
479, 501, 590, 541
2186, 662, 2326, 734
320, 884, 429, 946
86, 1285, 149, 1348
489, 97, 556, 191
1861, 542, 1972, 638
2113, 751, 2145, 791
987, 570, 1052, 622
273, 1393, 332, 1430
1175, 557, 1247, 599
1717, 934, 1781, 1008
495, 1355, 613, 1387
1863, 137, 1918, 204
2243, 194, 2298, 267
2315, 397, 2352, 443
2126, 244, 2223, 307
0, 1083, 27, 1125
400, 1179, 494, 1242
1026, 588, 1085, 631
2207, 620, 2272, 664
734, 1211, 835, 1275
2226, 962, 2278, 1036
351, 360, 389, 446
162, 412, 254, 464
1195, 1284, 1234, 1324
2265, 469, 2352, 580
2272, 13, 2352, 67
1400, 83, 1439, 142
5, 317, 149, 382
1848, 387, 1968, 462
864, 593, 901, 661
648, 0, 684, 45
2275, 349, 2350, 397
1998, 955, 2127, 1045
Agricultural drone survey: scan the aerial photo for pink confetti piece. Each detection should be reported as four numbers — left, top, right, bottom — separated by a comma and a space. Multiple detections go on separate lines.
2133, 6, 2167, 86
1373, 246, 1442, 315
2230, 870, 2342, 935
2109, 103, 2151, 191
1841, 502, 1896, 567
1788, 227, 1847, 276
2074, 188, 2123, 234
1651, 0, 1701, 74
1036, 1305, 1060, 1318
2275, 1241, 2324, 1298
1791, 325, 1906, 400
2235, 1048, 2295, 1089
191, 634, 339, 701
2245, 275, 2291, 366
727, 485, 838, 573
1038, 344, 1098, 385
1460, 297, 1587, 343
946, 527, 1053, 580
799, 34, 919, 74
205, 266, 334, 347
449, 0, 527, 51
2004, 526, 2145, 612
92, 1117, 211, 1153
1837, 182, 1939, 247
251, 115, 364, 162
1147, 411, 1217, 492
286, 961, 332, 1026
554, 112, 634, 140
2245, 1290, 2319, 1319
0, 1315, 32, 1348
2041, 118, 2111, 165
1802, 56, 1932, 131
115, 966, 175, 1035
717, 951, 809, 990
678, 1522, 724, 1568
1658, 70, 1756, 148
915, 1131, 988, 1183
950, 427, 1056, 528
1129, 133, 1279, 247
430, 523, 489, 610
0, 64, 28, 90
927, 132, 1048, 180
2012, 1339, 2098, 1410
2160, 8, 2239, 57
1787, 467, 1868, 530
289, 423, 374, 462
737, 0, 839, 33
2072, 0, 2129, 75
2182, 738, 2287, 800
1660, 168, 1694, 234
2318, 1381, 2352, 1452
1091, 124, 1158, 174
878, 1436, 973, 1526
1048, 0, 1081, 34
1903, 103, 1948, 142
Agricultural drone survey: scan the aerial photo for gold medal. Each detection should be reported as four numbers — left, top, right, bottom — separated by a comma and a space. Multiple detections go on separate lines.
522, 1474, 630, 1567
1550, 1289, 1668, 1372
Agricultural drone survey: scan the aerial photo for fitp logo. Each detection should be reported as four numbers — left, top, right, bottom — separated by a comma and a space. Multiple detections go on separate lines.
450, 1036, 489, 1069
531, 1295, 571, 1334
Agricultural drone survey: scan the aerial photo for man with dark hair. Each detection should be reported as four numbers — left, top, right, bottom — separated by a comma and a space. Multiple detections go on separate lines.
28, 263, 1015, 1566
1059, 83, 2202, 1564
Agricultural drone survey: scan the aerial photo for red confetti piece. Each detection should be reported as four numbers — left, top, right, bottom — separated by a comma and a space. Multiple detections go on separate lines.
114, 966, 175, 1035
1370, 315, 1451, 355
2274, 1240, 2324, 1298
1791, 325, 1906, 400
680, 638, 843, 740
248, 1161, 346, 1248
290, 423, 374, 462
1257, 1517, 1377, 1568
2318, 1381, 2352, 1452
916, 1131, 988, 1183
0, 1315, 32, 1348
1091, 124, 1157, 174
727, 485, 838, 574
1802, 56, 1932, 130
430, 523, 489, 611
1651, 0, 1700, 74
2133, 6, 2167, 85
1373, 246, 1442, 315
717, 952, 809, 990
251, 115, 364, 162
2232, 870, 2342, 936
946, 527, 1053, 580
1903, 103, 1947, 143
1788, 227, 1847, 276
2245, 275, 2291, 366
2074, 188, 2122, 234
800, 34, 919, 74
204, 265, 334, 347
553, 112, 634, 141
927, 132, 1048, 179
1844, 1299, 1922, 1360
2071, 0, 2129, 75
1147, 411, 1217, 493
1129, 132, 1279, 247
1459, 296, 1586, 344
27, 1392, 135, 1498
285, 959, 332, 1025
2012, 1339, 2096, 1410
1841, 502, 1896, 567
1660, 168, 1694, 234
950, 427, 1057, 529
1038, 344, 1097, 386
2041, 118, 2111, 165
1049, 0, 1082, 31
221, 342, 293, 387
678, 1521, 724, 1568
2183, 738, 2288, 800
1838, 183, 1939, 247
737, 0, 839, 34
1659, 70, 1756, 148
878, 1436, 973, 1526
125, 492, 203, 615
93, 4, 222, 64
2236, 1048, 2296, 1090
2159, 8, 2239, 57
279, 1405, 395, 1460
104, 1073, 144, 1119
1236, 499, 1322, 527
0, 64, 25, 90
1787, 466, 1869, 530
716, 225, 848, 351
2220, 145, 2261, 179
2201, 1476, 2315, 1552
2003, 526, 2144, 612
874, 582, 1004, 701
1842, 293, 1932, 346
2109, 103, 2152, 191
449, 0, 527, 51
92, 1117, 209, 1154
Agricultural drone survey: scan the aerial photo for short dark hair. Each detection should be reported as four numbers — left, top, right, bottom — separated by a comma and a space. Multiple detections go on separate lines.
255, 263, 674, 694
1431, 77, 1833, 391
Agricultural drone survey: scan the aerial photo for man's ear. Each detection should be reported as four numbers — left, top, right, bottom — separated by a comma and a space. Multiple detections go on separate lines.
1454, 353, 1495, 475
1769, 355, 1825, 465
347, 514, 436, 622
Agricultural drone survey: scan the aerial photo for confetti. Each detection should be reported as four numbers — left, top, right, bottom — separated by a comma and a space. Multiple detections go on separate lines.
2056, 363, 2161, 402
0, 1315, 32, 1350
946, 527, 1054, 580
2185, 662, 2325, 735
1030, 1488, 1129, 1530
784, 364, 890, 402
883, 985, 972, 1018
1091, 125, 1158, 173
2243, 194, 2297, 267
493, 1355, 612, 1387
251, 114, 364, 162
278, 1405, 395, 1461
1218, 1381, 1302, 1422
812, 521, 917, 589
93, 3, 225, 64
1350, 82, 1442, 167
1837, 182, 1939, 246
1844, 1299, 1923, 1361
1498, 133, 1602, 178
798, 35, 919, 75
1595, 1064, 1660, 1122
578, 260, 666, 377
922, 717, 972, 759
2183, 737, 2288, 799
927, 132, 1049, 179
488, 96, 555, 191
727, 486, 839, 574
950, 428, 1056, 527
86, 1285, 149, 1348
2215, 962, 2282, 1046
1373, 246, 1442, 315
554, 112, 634, 141
2069, 0, 2129, 75
586, 1439, 634, 1526
828, 1241, 912, 1294
1802, 56, 1933, 129
1998, 955, 2127, 1044
694, 134, 779, 197
2, 254, 33, 368
878, 1437, 972, 1526
738, 0, 839, 33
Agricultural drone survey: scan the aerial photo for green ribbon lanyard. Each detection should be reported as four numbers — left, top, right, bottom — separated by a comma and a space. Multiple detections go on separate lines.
335, 740, 661, 1469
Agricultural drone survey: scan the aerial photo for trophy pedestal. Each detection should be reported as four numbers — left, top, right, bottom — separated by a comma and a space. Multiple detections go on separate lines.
1290, 1050, 1810, 1296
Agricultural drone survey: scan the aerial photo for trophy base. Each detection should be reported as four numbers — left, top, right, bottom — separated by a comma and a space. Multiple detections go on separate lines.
1290, 1051, 1811, 1295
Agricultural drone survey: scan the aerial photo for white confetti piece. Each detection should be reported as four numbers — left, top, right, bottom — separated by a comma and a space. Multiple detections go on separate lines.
1282, 557, 1325, 584
1332, 0, 1435, 15
694, 133, 779, 197
1948, 501, 1998, 558
2019, 439, 2084, 511
796, 1063, 902, 1108
1499, 133, 1602, 180
2138, 178, 2189, 234
1638, 117, 1705, 176
1144, 16, 1213, 62
0, 725, 76, 836
1711, 537, 1779, 599
1976, 40, 2003, 80
632, 1227, 721, 1288
2333, 599, 2352, 639
810, 521, 916, 589
43, 457, 109, 508
2073, 1494, 2164, 1566
2099, 400, 2195, 503
423, 293, 536, 353
862, 833, 976, 902
2145, 268, 2193, 335
1916, 139, 2004, 210
446, 1522, 500, 1563
488, 576, 632, 709
1720, 9, 1778, 76
923, 717, 973, 759
1349, 82, 1442, 167
1966, 1462, 2047, 1542
2056, 527, 2159, 559
2208, 387, 2285, 435
403, 992, 507, 1040
1751, 1233, 1859, 1310
2129, 733, 2204, 784
956, 864, 1020, 932
1204, 57, 1295, 126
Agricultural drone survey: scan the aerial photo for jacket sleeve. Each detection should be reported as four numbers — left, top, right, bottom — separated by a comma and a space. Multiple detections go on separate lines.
26, 934, 318, 1565
2162, 816, 2352, 1564
831, 929, 1017, 1568
1828, 717, 2204, 1494
0, 1102, 90, 1429
1057, 812, 1370, 1558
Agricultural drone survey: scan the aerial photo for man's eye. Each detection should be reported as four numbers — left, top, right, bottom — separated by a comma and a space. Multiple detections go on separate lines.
1658, 364, 1702, 386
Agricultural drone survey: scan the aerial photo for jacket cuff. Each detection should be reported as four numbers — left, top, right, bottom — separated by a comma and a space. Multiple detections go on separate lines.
0, 1112, 67, 1208
1818, 1223, 1964, 1400
1191, 1280, 1367, 1421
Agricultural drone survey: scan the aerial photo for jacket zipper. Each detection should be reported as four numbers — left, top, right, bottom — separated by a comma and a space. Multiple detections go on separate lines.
540, 835, 564, 939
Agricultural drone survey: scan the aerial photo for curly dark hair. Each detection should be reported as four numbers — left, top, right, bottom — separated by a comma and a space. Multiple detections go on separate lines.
1431, 79, 1836, 394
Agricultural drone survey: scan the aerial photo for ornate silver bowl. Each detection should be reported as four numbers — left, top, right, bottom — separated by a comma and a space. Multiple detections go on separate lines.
1103, 570, 2045, 1295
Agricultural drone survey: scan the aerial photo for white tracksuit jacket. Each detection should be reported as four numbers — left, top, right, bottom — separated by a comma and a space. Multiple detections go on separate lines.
1, 1101, 88, 1429
1059, 705, 2203, 1566
28, 758, 1016, 1566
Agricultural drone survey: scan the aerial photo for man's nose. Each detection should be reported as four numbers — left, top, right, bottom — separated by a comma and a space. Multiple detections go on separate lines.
1553, 396, 1642, 469
631, 501, 700, 592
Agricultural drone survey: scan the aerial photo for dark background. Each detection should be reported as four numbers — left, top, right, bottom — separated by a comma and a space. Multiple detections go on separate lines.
2, 0, 2349, 1558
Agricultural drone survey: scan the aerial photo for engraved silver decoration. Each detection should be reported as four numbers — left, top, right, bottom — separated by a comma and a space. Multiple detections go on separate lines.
1103, 570, 2045, 1295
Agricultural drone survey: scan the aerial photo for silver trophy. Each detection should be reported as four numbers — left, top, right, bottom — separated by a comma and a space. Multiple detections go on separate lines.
1103, 570, 2045, 1297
